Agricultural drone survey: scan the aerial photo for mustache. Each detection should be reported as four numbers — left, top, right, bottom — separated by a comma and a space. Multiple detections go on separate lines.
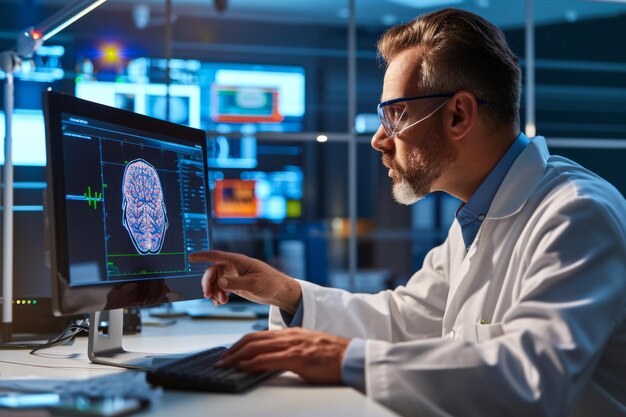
382, 153, 395, 169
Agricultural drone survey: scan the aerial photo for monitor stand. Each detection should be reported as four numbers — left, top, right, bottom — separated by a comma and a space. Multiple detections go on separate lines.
87, 309, 181, 370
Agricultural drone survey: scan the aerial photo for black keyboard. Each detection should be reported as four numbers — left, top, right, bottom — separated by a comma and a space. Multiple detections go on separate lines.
146, 346, 280, 393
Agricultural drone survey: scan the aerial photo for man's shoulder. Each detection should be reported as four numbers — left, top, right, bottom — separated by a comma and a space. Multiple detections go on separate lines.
529, 154, 626, 232
542, 154, 624, 203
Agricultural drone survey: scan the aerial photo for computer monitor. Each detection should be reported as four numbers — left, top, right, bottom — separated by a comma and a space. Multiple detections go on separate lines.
43, 90, 211, 368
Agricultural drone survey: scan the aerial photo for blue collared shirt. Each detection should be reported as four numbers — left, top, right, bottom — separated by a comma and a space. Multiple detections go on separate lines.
456, 132, 530, 250
282, 132, 530, 392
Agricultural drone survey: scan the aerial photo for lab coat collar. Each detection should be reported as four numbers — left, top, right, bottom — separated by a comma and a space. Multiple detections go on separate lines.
486, 136, 549, 220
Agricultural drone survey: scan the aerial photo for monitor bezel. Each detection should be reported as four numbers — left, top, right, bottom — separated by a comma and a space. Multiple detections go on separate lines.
44, 90, 212, 316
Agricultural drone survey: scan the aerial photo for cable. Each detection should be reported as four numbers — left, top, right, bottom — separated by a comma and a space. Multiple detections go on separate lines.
29, 316, 89, 355
0, 316, 87, 350
0, 316, 154, 373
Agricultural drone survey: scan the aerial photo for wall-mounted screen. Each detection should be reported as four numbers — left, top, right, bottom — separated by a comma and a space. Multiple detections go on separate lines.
0, 109, 46, 166
208, 139, 304, 223
211, 86, 282, 123
207, 135, 257, 169
201, 63, 305, 132
75, 80, 201, 128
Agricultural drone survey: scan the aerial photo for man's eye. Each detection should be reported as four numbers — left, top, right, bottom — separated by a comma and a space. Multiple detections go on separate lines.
389, 106, 405, 122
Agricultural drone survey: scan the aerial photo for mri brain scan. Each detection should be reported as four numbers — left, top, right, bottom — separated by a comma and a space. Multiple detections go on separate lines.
122, 159, 169, 255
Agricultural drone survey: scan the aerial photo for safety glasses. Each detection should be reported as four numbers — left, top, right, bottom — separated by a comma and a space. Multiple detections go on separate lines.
377, 93, 486, 137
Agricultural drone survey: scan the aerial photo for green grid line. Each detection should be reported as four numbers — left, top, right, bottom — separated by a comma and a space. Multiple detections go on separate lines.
108, 269, 188, 277
107, 251, 185, 257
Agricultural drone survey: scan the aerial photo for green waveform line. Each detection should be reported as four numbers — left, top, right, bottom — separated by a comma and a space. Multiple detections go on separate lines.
84, 185, 103, 210
106, 261, 120, 275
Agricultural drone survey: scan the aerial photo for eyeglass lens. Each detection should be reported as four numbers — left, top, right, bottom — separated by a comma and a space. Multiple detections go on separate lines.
379, 98, 449, 137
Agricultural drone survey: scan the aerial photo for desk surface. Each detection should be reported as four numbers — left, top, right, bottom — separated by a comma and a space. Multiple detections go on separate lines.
1, 312, 398, 417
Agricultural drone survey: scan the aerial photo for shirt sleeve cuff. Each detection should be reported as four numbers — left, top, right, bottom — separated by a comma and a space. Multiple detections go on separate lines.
279, 297, 304, 327
342, 338, 366, 393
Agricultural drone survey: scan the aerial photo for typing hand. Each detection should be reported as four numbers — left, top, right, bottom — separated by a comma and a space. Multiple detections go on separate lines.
215, 328, 350, 385
189, 250, 302, 314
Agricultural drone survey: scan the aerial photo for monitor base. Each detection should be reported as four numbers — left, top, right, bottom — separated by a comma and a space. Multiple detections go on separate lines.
88, 309, 182, 370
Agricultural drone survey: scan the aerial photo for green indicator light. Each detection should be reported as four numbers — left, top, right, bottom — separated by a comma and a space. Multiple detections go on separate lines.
33, 300, 37, 305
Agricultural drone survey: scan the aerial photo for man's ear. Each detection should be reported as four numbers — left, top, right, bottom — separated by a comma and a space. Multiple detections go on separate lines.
445, 90, 478, 142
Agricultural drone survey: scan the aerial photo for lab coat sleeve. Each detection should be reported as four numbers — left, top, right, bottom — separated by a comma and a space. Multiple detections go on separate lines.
365, 197, 626, 417
269, 234, 451, 341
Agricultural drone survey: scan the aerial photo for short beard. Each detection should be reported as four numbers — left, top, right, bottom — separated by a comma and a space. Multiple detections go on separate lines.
385, 115, 456, 205
392, 178, 424, 205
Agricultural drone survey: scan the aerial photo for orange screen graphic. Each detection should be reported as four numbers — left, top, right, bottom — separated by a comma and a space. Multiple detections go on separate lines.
213, 179, 258, 219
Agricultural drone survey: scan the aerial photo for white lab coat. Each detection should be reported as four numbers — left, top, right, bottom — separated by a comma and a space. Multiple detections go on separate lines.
269, 137, 626, 417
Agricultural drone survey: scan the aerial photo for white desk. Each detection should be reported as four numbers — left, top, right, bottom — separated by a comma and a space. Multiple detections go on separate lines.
0, 315, 398, 417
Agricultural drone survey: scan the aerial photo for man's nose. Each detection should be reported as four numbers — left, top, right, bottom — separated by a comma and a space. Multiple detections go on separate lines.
371, 125, 393, 153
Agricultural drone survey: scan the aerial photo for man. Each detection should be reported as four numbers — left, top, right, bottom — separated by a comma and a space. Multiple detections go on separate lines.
190, 8, 626, 417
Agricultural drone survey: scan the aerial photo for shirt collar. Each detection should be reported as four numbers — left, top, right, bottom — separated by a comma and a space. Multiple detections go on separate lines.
487, 135, 550, 219
461, 132, 530, 218
455, 132, 530, 247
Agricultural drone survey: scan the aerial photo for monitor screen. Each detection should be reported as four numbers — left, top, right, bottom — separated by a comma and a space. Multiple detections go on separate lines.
0, 109, 46, 166
75, 80, 201, 128
208, 139, 304, 223
201, 63, 305, 132
44, 90, 211, 316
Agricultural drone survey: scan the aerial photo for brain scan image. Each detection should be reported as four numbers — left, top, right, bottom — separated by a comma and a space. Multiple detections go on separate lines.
122, 159, 169, 255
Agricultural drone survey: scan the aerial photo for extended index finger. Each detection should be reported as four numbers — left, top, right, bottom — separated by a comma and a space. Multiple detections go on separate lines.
188, 249, 246, 264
